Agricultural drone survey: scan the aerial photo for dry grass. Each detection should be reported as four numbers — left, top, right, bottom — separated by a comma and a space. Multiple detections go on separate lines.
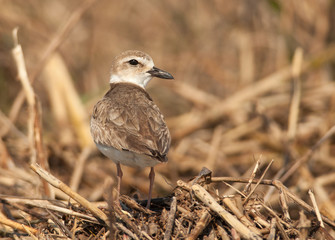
1, 0, 335, 239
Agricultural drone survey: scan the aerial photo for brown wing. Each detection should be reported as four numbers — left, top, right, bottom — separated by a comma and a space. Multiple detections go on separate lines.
90, 83, 170, 162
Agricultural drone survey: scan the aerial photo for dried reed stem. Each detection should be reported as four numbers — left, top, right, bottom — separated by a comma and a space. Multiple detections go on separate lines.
308, 189, 325, 228
163, 196, 177, 240
30, 163, 109, 224
287, 47, 303, 140
9, 0, 100, 124
11, 28, 52, 198
186, 209, 211, 240
171, 43, 335, 140
280, 124, 335, 182
0, 215, 38, 235
192, 184, 262, 240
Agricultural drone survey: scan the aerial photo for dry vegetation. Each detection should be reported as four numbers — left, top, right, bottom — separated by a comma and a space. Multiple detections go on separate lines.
1, 0, 335, 239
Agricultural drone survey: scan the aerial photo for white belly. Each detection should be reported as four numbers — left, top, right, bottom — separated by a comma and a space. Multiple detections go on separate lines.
96, 143, 160, 168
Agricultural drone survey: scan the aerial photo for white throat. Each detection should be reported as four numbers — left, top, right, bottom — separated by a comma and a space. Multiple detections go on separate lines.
109, 74, 152, 88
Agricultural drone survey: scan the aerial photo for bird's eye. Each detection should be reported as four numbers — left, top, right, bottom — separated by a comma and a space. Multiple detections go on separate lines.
128, 59, 139, 65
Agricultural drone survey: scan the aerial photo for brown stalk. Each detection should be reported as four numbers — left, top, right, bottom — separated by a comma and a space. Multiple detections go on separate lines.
308, 189, 325, 228
171, 43, 335, 140
1, 197, 98, 222
243, 156, 261, 194
11, 28, 52, 198
163, 196, 177, 240
9, 0, 99, 123
223, 198, 261, 235
186, 209, 211, 240
266, 218, 276, 240
0, 138, 13, 169
0, 215, 38, 235
211, 176, 335, 229
243, 160, 274, 204
42, 54, 93, 148
314, 172, 335, 220
279, 188, 290, 220
280, 124, 335, 182
69, 147, 92, 191
191, 184, 262, 239
287, 47, 303, 140
205, 125, 223, 172
30, 163, 109, 224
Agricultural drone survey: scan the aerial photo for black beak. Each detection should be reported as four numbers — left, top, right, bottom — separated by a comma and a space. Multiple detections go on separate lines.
147, 66, 174, 79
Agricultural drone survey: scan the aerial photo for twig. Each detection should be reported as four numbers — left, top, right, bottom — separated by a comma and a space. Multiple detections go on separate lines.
114, 206, 142, 237
0, 109, 28, 140
42, 53, 93, 148
314, 172, 335, 220
171, 43, 335, 140
170, 81, 219, 107
30, 163, 109, 224
47, 219, 66, 238
120, 195, 154, 214
102, 230, 110, 239
46, 209, 74, 238
272, 180, 335, 229
69, 147, 91, 191
216, 220, 230, 240
92, 227, 106, 240
116, 223, 139, 240
205, 125, 223, 171
11, 28, 52, 198
21, 224, 38, 240
212, 176, 274, 185
280, 124, 335, 182
176, 179, 191, 191
275, 220, 290, 240
0, 215, 38, 235
11, 28, 35, 162
222, 181, 246, 198
279, 188, 290, 220
0, 138, 14, 169
164, 196, 177, 240
223, 198, 261, 235
297, 211, 310, 240
287, 47, 303, 140
186, 209, 211, 240
243, 156, 261, 194
231, 228, 241, 240
191, 184, 262, 239
266, 218, 276, 240
260, 202, 291, 230
308, 189, 325, 228
249, 209, 271, 228
141, 230, 154, 240
243, 160, 274, 204
9, 0, 100, 123
1, 197, 98, 222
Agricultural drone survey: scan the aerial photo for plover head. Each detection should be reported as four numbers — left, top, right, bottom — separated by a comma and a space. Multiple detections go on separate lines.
109, 50, 174, 88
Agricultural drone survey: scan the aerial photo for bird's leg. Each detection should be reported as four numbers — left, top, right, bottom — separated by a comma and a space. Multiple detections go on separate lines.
116, 163, 123, 206
147, 167, 155, 208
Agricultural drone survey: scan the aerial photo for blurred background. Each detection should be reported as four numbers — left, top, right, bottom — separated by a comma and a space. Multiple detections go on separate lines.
1, 0, 335, 217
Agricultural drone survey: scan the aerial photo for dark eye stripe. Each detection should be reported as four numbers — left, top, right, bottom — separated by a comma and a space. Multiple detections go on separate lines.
129, 59, 139, 65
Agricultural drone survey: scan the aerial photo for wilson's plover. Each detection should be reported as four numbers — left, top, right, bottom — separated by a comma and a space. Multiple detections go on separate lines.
90, 50, 173, 208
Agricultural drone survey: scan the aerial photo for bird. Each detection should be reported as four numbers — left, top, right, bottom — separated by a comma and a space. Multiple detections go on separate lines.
90, 50, 173, 208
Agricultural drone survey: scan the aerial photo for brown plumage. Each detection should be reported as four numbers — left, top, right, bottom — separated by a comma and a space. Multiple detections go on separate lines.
90, 50, 173, 208
91, 82, 170, 165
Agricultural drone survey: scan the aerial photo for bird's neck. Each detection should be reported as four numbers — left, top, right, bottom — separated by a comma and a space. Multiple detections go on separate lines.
109, 74, 151, 89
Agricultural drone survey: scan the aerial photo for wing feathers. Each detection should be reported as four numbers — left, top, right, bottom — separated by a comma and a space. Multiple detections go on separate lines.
90, 83, 170, 162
